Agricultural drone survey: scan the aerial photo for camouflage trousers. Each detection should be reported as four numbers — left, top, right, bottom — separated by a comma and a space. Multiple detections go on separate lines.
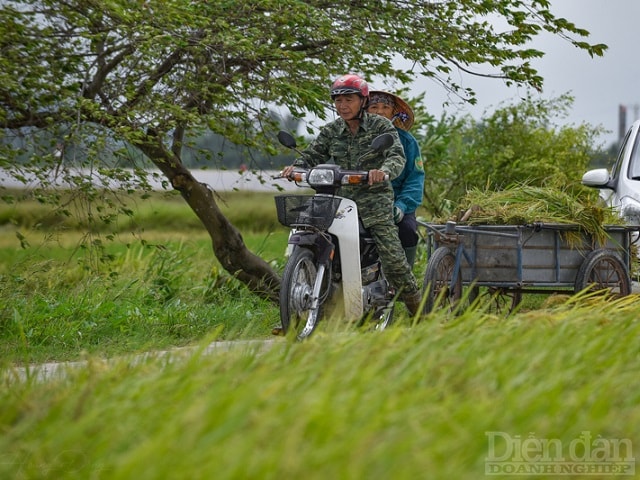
368, 221, 420, 296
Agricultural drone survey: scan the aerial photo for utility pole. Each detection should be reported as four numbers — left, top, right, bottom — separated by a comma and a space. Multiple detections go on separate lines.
620, 103, 640, 142
619, 104, 627, 142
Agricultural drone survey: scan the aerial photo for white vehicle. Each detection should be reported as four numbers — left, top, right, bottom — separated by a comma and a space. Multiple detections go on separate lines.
582, 119, 640, 224
274, 131, 396, 340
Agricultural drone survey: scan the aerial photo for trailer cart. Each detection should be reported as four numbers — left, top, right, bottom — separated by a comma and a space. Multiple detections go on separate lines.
421, 221, 640, 314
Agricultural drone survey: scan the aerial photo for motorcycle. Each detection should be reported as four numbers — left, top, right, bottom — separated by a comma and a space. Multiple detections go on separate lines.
274, 131, 397, 340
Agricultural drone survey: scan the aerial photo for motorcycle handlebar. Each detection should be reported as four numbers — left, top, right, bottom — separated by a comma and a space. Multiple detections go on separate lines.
274, 167, 389, 184
340, 171, 390, 184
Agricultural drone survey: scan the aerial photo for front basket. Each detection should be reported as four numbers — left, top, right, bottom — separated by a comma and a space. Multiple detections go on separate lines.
275, 195, 341, 230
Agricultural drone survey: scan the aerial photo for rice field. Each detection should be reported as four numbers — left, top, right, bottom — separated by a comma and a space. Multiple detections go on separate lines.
1, 189, 639, 479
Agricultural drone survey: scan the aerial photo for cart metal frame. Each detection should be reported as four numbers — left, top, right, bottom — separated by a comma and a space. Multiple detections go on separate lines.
420, 221, 640, 314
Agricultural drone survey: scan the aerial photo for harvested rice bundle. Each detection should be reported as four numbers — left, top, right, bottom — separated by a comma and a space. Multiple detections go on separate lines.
453, 184, 625, 246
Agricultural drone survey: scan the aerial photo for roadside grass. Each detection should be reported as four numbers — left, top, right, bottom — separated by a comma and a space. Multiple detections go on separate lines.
1, 295, 639, 479
0, 232, 289, 364
0, 191, 291, 363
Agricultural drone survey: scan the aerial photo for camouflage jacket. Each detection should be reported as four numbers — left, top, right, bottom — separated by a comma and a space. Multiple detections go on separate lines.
295, 112, 406, 227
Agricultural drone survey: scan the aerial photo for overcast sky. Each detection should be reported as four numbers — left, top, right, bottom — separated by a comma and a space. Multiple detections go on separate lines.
410, 0, 640, 148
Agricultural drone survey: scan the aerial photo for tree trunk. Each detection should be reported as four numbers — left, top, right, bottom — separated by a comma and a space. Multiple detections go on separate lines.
140, 137, 281, 303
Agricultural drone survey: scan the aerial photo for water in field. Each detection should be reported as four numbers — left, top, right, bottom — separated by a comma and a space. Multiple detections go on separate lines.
0, 168, 301, 192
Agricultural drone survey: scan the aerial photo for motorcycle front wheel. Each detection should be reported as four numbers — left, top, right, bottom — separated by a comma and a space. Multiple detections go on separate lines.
279, 247, 325, 340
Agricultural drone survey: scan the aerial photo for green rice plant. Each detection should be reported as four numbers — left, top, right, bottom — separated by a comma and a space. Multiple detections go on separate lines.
1, 297, 639, 479
0, 188, 282, 233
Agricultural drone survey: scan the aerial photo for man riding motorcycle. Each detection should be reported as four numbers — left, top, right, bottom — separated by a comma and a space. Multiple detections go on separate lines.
281, 74, 422, 317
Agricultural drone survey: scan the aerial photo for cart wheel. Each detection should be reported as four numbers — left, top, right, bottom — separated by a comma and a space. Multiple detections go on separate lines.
469, 286, 522, 315
574, 249, 631, 297
422, 246, 462, 313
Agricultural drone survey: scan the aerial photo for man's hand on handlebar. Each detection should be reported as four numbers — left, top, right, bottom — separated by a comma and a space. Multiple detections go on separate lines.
280, 165, 296, 180
368, 169, 387, 185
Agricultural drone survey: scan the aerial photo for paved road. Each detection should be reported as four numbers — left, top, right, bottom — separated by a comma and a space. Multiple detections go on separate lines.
3, 339, 278, 383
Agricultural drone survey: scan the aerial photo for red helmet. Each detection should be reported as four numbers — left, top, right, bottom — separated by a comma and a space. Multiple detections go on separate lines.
330, 74, 369, 100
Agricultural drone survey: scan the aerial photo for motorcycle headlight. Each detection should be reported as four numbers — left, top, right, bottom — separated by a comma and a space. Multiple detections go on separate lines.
307, 168, 335, 186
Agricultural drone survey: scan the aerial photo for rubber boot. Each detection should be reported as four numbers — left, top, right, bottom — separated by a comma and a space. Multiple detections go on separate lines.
404, 246, 418, 269
403, 291, 422, 317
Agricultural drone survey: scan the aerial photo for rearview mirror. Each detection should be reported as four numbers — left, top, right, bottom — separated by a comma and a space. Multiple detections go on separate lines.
277, 131, 297, 150
370, 133, 394, 153
582, 168, 613, 189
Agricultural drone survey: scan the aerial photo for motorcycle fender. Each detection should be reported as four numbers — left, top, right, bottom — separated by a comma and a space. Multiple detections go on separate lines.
327, 198, 363, 321
284, 229, 295, 257
287, 232, 317, 247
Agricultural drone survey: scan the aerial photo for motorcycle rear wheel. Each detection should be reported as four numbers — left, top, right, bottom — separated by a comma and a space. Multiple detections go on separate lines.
279, 247, 325, 340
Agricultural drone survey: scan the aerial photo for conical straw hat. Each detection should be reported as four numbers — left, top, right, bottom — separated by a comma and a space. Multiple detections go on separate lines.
369, 90, 415, 131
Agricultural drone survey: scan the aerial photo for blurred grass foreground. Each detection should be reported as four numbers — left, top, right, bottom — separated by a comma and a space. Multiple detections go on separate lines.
2, 296, 640, 479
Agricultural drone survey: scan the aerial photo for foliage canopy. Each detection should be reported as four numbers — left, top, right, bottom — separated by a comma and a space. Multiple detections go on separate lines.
415, 95, 606, 219
1, 0, 606, 148
0, 0, 608, 298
